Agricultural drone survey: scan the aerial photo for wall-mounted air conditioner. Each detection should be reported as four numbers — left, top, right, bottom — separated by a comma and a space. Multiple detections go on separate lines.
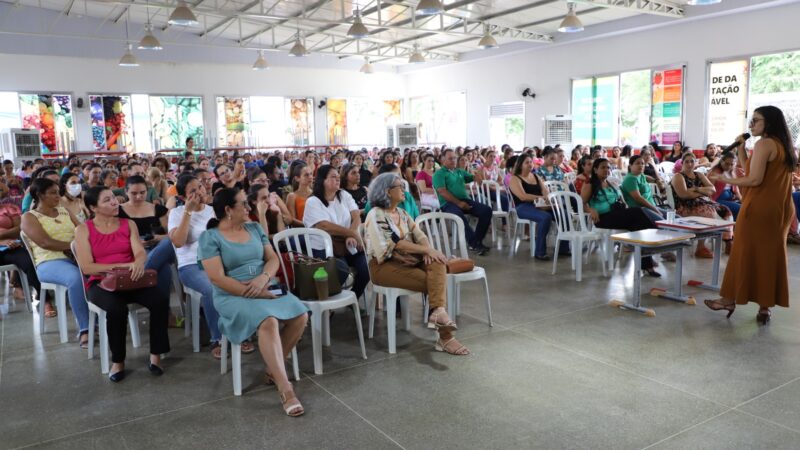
0, 128, 42, 163
543, 115, 572, 148
396, 123, 418, 147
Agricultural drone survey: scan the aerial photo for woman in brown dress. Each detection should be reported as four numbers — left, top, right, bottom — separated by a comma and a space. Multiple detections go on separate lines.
705, 106, 797, 324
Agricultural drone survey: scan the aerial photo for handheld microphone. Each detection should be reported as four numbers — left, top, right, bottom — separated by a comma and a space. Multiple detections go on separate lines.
724, 133, 751, 152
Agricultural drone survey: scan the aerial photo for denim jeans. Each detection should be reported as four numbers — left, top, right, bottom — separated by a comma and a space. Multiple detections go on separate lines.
515, 203, 553, 258
178, 264, 221, 343
37, 258, 89, 334
716, 189, 741, 220
641, 207, 673, 223
146, 238, 176, 298
440, 199, 492, 248
792, 192, 800, 222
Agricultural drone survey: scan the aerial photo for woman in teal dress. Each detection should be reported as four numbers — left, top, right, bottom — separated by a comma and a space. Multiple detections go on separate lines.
199, 188, 309, 417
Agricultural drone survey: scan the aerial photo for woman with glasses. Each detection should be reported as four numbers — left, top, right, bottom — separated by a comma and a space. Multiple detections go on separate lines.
705, 107, 797, 325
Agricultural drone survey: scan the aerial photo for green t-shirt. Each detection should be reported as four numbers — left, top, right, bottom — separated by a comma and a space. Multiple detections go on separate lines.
621, 173, 653, 207
588, 186, 621, 216
432, 168, 474, 206
363, 191, 419, 220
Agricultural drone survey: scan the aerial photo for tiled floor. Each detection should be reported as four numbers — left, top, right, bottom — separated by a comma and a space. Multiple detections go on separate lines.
2, 240, 800, 449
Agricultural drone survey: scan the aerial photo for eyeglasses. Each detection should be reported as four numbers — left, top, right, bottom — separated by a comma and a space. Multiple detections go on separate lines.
749, 118, 763, 126
389, 184, 404, 190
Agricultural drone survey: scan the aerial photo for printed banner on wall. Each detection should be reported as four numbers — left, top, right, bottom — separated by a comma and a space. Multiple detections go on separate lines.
707, 60, 749, 145
326, 98, 347, 145
571, 78, 594, 145
593, 76, 620, 146
384, 100, 401, 127
651, 67, 683, 146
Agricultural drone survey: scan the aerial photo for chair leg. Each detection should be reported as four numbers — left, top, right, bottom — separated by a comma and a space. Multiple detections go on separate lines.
422, 294, 429, 325
530, 222, 536, 258
400, 296, 411, 331
575, 237, 583, 282
87, 310, 96, 360
129, 310, 141, 348
552, 240, 560, 275
322, 310, 331, 347
183, 293, 191, 338
291, 347, 300, 381
38, 292, 46, 336
483, 277, 493, 327
351, 302, 367, 360
446, 277, 456, 319
310, 308, 324, 374
385, 292, 397, 354
19, 272, 32, 314
191, 294, 201, 353
455, 281, 462, 316
220, 335, 228, 374
231, 343, 242, 396
368, 292, 378, 339
56, 287, 68, 344
99, 313, 109, 374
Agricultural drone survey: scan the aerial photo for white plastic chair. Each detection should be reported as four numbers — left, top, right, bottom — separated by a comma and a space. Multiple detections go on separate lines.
0, 265, 33, 313
664, 181, 677, 210
505, 182, 537, 258
220, 334, 299, 396
20, 231, 68, 343
544, 180, 569, 194
415, 212, 493, 326
183, 286, 202, 353
70, 241, 142, 374
272, 228, 367, 375
547, 191, 606, 282
478, 180, 511, 244
358, 226, 419, 354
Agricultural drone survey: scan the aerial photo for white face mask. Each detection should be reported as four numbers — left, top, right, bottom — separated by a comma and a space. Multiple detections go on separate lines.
67, 184, 82, 197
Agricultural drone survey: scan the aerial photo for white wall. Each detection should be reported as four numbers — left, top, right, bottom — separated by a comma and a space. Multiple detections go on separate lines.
0, 54, 404, 151
404, 1, 800, 149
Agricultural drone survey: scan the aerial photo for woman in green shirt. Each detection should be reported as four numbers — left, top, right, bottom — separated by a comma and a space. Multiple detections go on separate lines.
581, 158, 661, 277
621, 155, 668, 222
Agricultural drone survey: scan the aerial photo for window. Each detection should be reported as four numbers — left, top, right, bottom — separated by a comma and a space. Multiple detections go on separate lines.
149, 96, 204, 150
89, 95, 135, 152
488, 102, 524, 150
749, 50, 800, 145
619, 70, 651, 146
410, 92, 466, 146
19, 93, 74, 153
216, 96, 314, 147
0, 92, 20, 131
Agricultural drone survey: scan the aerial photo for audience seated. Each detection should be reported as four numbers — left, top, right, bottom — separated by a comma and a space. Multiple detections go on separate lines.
573, 155, 593, 195
508, 153, 557, 260
341, 164, 368, 215
198, 188, 308, 416
59, 172, 89, 223
706, 152, 742, 220
285, 163, 313, 227
21, 178, 89, 345
303, 165, 370, 300
0, 186, 40, 306
433, 149, 492, 255
415, 153, 439, 211
247, 184, 290, 236
74, 186, 171, 382
581, 158, 660, 277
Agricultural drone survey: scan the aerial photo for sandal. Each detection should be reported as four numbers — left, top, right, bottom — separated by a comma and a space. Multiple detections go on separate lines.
210, 342, 222, 360
435, 337, 470, 356
279, 388, 304, 417
44, 301, 57, 318
240, 341, 256, 354
264, 371, 275, 386
79, 331, 89, 349
427, 307, 457, 331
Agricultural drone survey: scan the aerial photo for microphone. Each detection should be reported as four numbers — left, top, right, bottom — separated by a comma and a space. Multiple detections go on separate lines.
723, 133, 751, 152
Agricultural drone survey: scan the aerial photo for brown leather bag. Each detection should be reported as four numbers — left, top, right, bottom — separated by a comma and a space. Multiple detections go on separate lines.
99, 268, 158, 292
446, 258, 474, 274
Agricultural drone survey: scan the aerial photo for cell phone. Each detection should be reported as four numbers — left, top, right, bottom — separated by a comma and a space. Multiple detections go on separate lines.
268, 283, 287, 296
0, 246, 8, 252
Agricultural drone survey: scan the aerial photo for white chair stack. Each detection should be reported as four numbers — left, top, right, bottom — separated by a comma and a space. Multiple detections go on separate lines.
272, 228, 367, 375
415, 212, 493, 326
548, 191, 606, 282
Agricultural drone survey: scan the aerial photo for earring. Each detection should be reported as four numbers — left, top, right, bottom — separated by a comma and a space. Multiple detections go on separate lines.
227, 215, 231, 221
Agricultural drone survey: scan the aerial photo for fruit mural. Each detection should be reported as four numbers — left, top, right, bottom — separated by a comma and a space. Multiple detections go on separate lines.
288, 98, 312, 145
216, 97, 249, 147
150, 96, 204, 149
90, 95, 134, 151
19, 94, 74, 153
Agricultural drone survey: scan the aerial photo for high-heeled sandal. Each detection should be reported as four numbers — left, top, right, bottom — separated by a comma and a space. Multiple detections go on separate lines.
757, 308, 771, 325
279, 388, 304, 417
435, 337, 470, 356
427, 307, 457, 331
704, 299, 736, 318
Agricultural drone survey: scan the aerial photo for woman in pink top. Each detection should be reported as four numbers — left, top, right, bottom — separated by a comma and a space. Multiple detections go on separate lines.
415, 154, 439, 210
74, 186, 170, 383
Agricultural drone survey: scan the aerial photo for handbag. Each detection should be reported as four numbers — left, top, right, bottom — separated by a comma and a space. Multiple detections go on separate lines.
99, 268, 158, 292
290, 253, 342, 300
331, 235, 348, 257
446, 258, 474, 274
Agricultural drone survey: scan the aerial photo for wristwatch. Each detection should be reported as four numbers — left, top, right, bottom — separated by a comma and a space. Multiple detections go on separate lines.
184, 209, 193, 217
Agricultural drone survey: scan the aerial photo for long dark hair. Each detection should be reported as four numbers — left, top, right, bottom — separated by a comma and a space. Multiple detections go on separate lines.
512, 153, 531, 176
312, 165, 340, 207
288, 161, 307, 191
30, 178, 58, 209
340, 163, 358, 189
207, 187, 240, 229
755, 105, 797, 169
577, 155, 593, 176
83, 186, 109, 219
588, 158, 609, 201
176, 174, 197, 197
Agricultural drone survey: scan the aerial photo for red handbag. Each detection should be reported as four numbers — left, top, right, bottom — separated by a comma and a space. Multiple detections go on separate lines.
446, 258, 474, 274
277, 252, 295, 288
99, 268, 158, 292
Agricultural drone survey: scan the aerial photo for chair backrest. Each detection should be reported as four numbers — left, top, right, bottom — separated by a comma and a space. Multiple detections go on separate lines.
478, 180, 504, 213
466, 182, 479, 202
414, 212, 468, 259
544, 180, 569, 194
271, 227, 334, 288
18, 230, 38, 267
664, 180, 677, 210
564, 172, 577, 185
695, 166, 710, 174
503, 179, 518, 213
548, 191, 591, 235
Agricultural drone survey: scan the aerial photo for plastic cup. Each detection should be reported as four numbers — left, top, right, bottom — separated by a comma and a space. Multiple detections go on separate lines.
666, 211, 676, 223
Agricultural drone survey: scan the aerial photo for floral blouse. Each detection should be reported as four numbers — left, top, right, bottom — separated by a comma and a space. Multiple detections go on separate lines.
364, 207, 428, 264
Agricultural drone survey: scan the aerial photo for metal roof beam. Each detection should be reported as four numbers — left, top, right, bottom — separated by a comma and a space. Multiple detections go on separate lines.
571, 0, 684, 18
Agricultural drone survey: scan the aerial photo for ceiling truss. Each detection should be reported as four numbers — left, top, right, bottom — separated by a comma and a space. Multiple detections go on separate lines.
572, 0, 684, 18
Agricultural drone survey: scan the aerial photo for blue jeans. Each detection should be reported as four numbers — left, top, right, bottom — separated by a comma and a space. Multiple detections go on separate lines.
146, 239, 175, 298
717, 189, 741, 220
37, 259, 89, 334
178, 264, 221, 343
516, 203, 554, 258
792, 192, 800, 222
440, 199, 493, 248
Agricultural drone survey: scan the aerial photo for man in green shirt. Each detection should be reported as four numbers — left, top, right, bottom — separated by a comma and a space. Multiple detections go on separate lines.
433, 149, 492, 254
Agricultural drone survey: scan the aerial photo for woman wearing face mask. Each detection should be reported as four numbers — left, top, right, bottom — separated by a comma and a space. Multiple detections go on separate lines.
59, 172, 89, 223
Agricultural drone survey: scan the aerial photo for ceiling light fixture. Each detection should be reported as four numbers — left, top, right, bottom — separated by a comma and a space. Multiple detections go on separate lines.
252, 49, 269, 70
360, 56, 374, 74
416, 0, 443, 16
477, 23, 498, 49
558, 2, 584, 33
168, 1, 199, 27
347, 9, 369, 39
119, 43, 139, 67
289, 32, 309, 57
408, 44, 425, 64
687, 0, 722, 5
138, 24, 162, 50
